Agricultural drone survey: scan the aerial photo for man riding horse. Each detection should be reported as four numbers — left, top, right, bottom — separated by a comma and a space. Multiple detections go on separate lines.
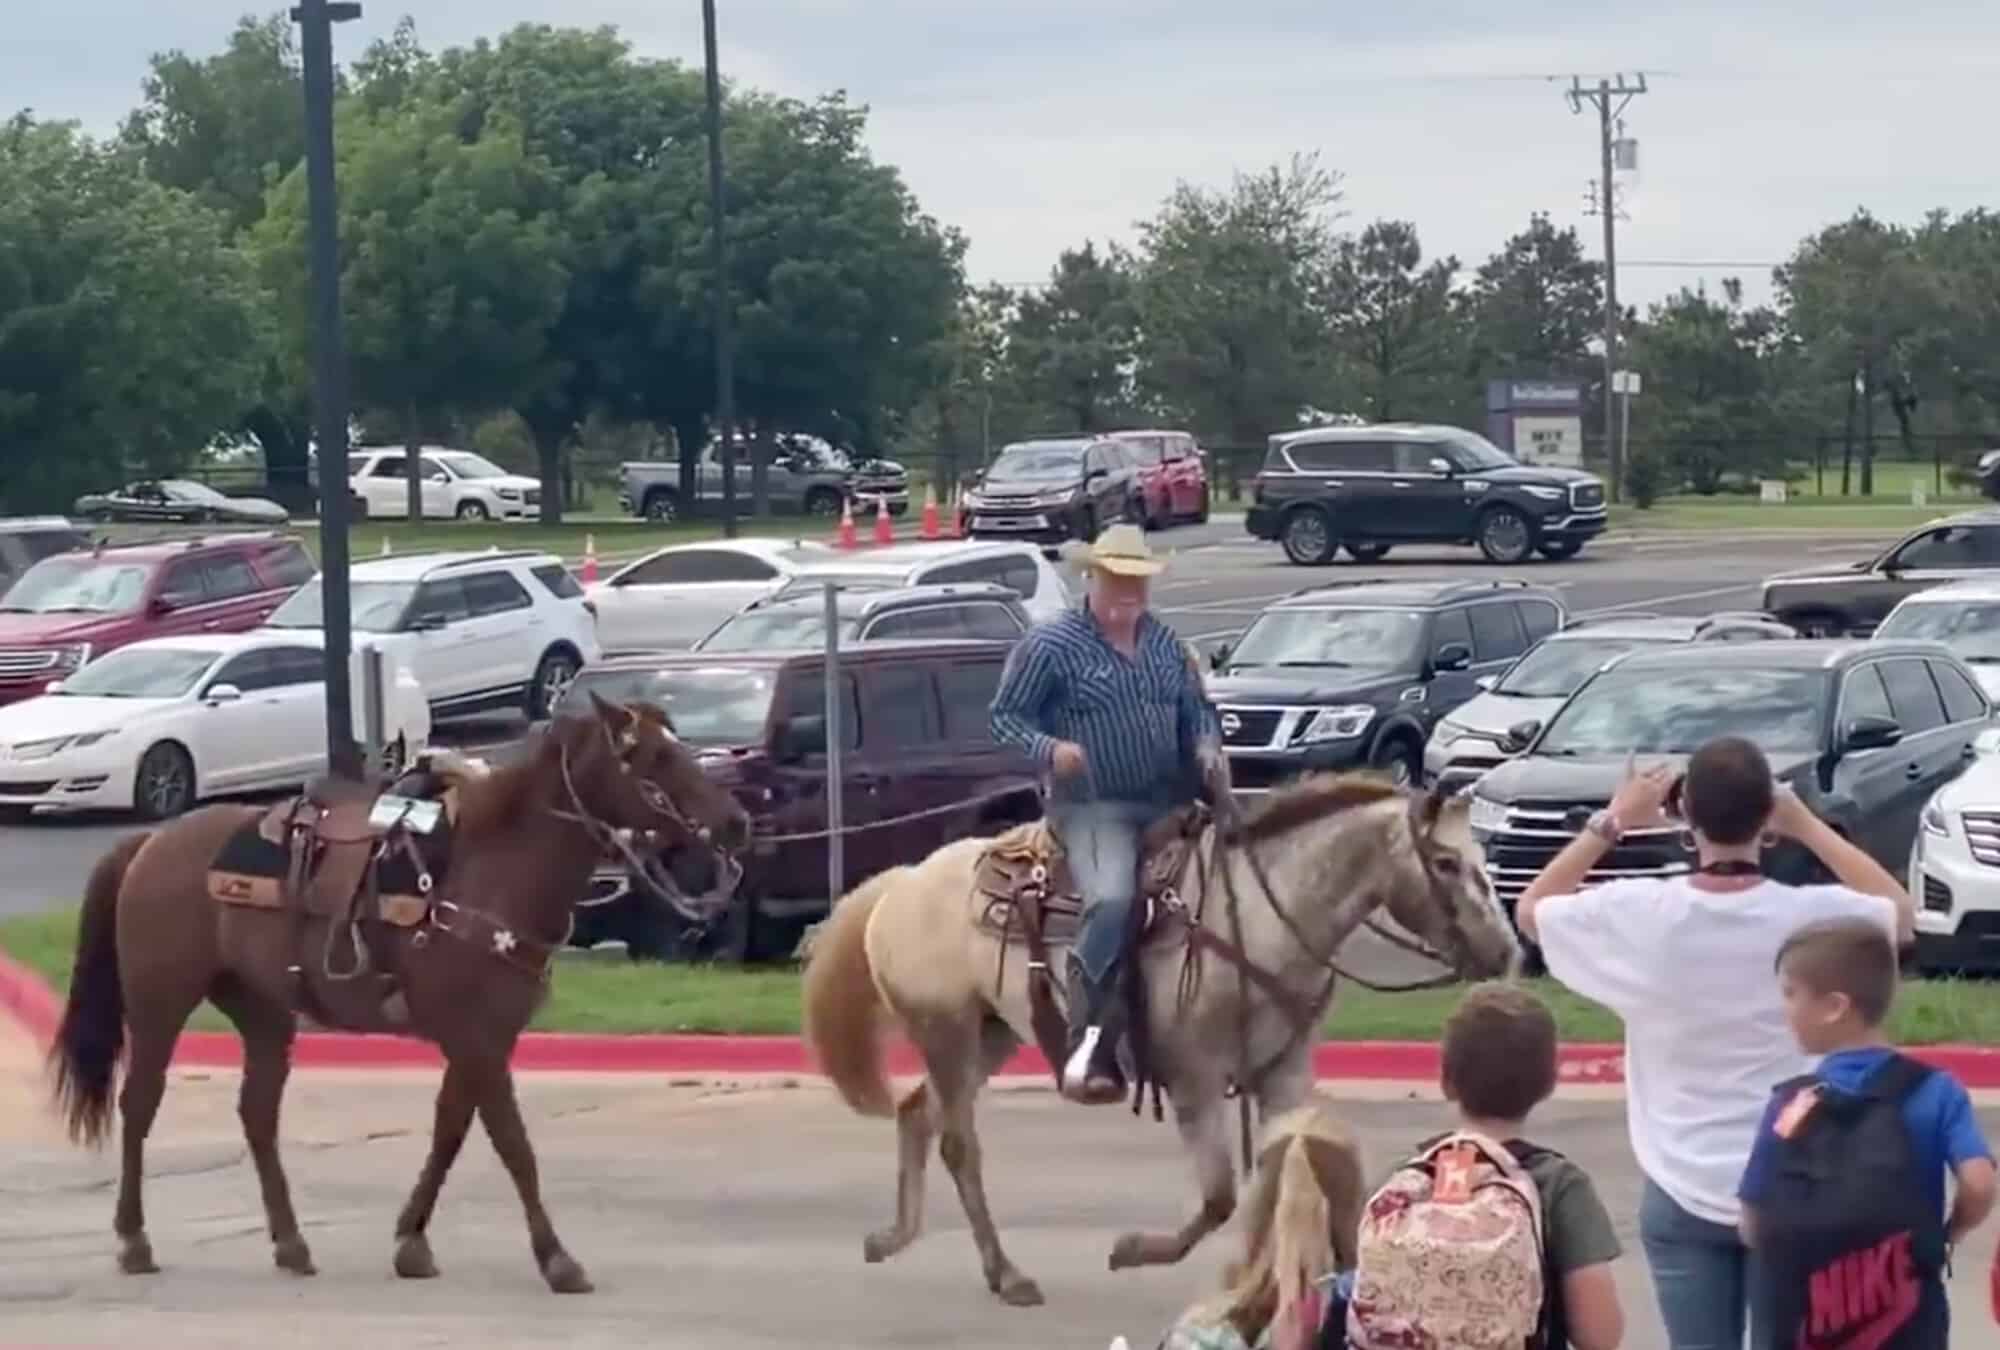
989, 523, 1227, 1105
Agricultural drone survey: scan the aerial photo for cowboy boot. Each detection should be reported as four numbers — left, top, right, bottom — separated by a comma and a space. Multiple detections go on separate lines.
1061, 954, 1125, 1106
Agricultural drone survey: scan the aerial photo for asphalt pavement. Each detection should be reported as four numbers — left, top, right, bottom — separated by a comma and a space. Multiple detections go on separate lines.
0, 525, 1884, 918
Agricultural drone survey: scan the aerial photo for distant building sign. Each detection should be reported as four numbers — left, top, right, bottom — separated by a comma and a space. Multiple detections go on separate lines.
1486, 378, 1586, 469
1514, 416, 1583, 468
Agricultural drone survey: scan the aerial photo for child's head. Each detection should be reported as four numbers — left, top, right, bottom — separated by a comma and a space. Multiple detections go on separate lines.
1200, 1099, 1365, 1349
1679, 736, 1776, 847
1442, 982, 1559, 1124
1776, 917, 1897, 1053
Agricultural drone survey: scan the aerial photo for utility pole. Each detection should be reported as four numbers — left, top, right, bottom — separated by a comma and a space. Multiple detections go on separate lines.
701, 0, 738, 540
1566, 73, 1646, 502
292, 0, 363, 779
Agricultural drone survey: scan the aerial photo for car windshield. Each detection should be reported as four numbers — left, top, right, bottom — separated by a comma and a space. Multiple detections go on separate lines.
1537, 666, 1827, 757
1438, 432, 1518, 472
55, 646, 218, 699
1874, 601, 2000, 664
435, 452, 509, 480
696, 606, 863, 652
559, 666, 775, 747
0, 557, 153, 613
1492, 637, 1669, 697
266, 579, 415, 633
988, 447, 1083, 481
162, 480, 226, 503
1227, 608, 1425, 670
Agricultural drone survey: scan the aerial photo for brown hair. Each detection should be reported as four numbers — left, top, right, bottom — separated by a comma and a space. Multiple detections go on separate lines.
1775, 917, 1898, 1026
1441, 983, 1559, 1121
1682, 736, 1775, 846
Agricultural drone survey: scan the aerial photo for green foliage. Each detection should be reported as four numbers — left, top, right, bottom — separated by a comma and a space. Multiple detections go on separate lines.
1000, 242, 1138, 433
1325, 220, 1464, 421
1624, 282, 1787, 493
1462, 212, 1604, 380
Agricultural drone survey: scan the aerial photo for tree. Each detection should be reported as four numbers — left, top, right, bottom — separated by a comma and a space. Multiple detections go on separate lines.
1462, 212, 1603, 379
1324, 220, 1464, 421
254, 103, 568, 517
0, 117, 266, 513
1000, 243, 1137, 433
1132, 154, 1343, 445
1623, 281, 1783, 493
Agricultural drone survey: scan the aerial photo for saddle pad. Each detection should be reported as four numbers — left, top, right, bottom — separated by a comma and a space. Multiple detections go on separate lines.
206, 812, 446, 927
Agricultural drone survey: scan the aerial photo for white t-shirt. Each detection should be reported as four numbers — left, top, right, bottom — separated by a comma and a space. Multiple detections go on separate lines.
1535, 877, 1899, 1226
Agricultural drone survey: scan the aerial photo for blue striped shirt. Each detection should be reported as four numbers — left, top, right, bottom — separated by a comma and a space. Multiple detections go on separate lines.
989, 605, 1220, 808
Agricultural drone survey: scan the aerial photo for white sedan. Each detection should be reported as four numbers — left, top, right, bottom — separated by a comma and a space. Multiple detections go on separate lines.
1908, 724, 2000, 974
0, 633, 430, 821
586, 537, 839, 653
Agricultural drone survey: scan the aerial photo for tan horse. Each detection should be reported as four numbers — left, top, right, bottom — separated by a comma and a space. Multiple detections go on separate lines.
803, 775, 1518, 1307
46, 694, 750, 1292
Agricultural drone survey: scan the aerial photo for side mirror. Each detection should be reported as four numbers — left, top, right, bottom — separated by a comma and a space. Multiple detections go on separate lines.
1842, 714, 1904, 753
1475, 674, 1496, 691
1209, 641, 1232, 672
1500, 719, 1542, 755
205, 683, 243, 705
408, 612, 448, 632
775, 712, 828, 762
149, 595, 177, 616
1434, 642, 1473, 673
1085, 467, 1108, 483
428, 472, 451, 485
1428, 457, 1455, 476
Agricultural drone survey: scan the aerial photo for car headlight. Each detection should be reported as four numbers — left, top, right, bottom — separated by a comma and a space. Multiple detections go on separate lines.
1432, 719, 1470, 746
496, 488, 521, 501
9, 730, 113, 760
1523, 485, 1564, 501
1036, 492, 1075, 507
53, 643, 92, 671
1922, 801, 1950, 837
1468, 793, 1509, 834
1298, 705, 1375, 744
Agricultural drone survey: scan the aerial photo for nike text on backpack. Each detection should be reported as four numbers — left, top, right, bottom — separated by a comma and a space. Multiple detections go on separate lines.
1753, 1053, 1950, 1349
1347, 1131, 1548, 1350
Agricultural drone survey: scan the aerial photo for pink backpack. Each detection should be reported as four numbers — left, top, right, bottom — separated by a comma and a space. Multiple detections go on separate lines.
1345, 1131, 1547, 1350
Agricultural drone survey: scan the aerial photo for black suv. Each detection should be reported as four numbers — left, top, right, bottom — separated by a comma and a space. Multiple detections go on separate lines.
1761, 510, 2000, 637
693, 582, 1030, 651
1245, 423, 1608, 566
1206, 579, 1566, 791
1468, 640, 1992, 926
961, 437, 1142, 543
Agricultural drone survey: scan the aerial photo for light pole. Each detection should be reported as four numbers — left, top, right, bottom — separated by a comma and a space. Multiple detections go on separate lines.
292, 0, 363, 778
701, 0, 738, 539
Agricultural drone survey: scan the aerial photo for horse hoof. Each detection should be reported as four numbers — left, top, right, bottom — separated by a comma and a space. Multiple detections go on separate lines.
1108, 1232, 1148, 1271
995, 1273, 1045, 1308
543, 1251, 593, 1295
117, 1236, 159, 1275
393, 1234, 439, 1280
862, 1229, 901, 1264
274, 1237, 317, 1277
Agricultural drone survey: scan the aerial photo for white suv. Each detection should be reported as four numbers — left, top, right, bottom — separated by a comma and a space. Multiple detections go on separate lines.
347, 447, 543, 521
262, 550, 599, 722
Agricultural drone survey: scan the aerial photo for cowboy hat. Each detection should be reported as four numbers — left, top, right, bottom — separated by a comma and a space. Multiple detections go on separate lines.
1083, 522, 1165, 577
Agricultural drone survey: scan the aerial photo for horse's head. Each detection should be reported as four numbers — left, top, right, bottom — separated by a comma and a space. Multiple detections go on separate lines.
1380, 787, 1519, 982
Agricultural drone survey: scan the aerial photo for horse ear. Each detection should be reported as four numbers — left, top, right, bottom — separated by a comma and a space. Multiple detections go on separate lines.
587, 689, 617, 722
1407, 785, 1445, 838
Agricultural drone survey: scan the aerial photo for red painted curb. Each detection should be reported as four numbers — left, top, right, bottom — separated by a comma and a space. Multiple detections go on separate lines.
6, 943, 1999, 1086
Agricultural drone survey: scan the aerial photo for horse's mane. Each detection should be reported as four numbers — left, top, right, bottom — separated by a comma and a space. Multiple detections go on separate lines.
1231, 772, 1402, 844
451, 721, 575, 836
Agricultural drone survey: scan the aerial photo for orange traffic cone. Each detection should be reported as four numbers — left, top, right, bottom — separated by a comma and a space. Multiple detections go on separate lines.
836, 498, 859, 549
920, 485, 942, 540
872, 494, 894, 545
580, 534, 598, 584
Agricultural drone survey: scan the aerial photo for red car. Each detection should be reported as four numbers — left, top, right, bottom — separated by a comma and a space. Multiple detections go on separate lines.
0, 532, 316, 705
1109, 429, 1210, 528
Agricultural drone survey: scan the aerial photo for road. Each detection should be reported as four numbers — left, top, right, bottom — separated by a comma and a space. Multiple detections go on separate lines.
0, 525, 1884, 919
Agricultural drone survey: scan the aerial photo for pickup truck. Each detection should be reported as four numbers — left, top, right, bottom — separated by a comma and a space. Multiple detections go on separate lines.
618, 439, 909, 524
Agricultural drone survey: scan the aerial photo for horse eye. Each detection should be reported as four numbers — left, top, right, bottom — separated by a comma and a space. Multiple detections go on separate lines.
1432, 854, 1462, 875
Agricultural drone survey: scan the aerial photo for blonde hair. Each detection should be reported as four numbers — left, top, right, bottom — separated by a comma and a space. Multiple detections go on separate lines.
1190, 1100, 1365, 1348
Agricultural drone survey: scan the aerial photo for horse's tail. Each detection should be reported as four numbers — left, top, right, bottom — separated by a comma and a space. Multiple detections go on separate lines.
802, 867, 901, 1119
50, 831, 148, 1147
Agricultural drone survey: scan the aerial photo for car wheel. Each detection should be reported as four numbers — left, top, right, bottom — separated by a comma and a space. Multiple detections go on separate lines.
1369, 735, 1421, 788
1537, 539, 1583, 560
134, 742, 195, 821
1785, 610, 1846, 639
350, 494, 370, 521
1345, 540, 1392, 563
456, 499, 490, 522
1192, 488, 1210, 524
1476, 506, 1535, 564
1280, 508, 1338, 566
643, 490, 680, 523
803, 487, 844, 518
1078, 506, 1099, 541
527, 648, 580, 720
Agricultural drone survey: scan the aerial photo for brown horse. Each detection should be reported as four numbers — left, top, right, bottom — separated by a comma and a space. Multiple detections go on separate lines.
46, 693, 751, 1293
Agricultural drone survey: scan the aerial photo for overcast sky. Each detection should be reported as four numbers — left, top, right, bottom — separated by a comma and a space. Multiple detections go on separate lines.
13, 2, 1998, 312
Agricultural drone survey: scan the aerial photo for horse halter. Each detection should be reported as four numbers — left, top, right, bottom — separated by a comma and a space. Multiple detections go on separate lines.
549, 718, 743, 920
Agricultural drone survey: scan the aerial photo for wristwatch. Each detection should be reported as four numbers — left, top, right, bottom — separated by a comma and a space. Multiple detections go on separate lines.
1584, 809, 1624, 845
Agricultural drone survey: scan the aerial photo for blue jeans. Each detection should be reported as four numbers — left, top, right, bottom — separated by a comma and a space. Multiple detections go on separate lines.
1639, 1178, 1771, 1350
1045, 799, 1165, 985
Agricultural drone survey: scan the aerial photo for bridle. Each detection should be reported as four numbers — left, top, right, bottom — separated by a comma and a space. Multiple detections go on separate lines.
548, 718, 743, 923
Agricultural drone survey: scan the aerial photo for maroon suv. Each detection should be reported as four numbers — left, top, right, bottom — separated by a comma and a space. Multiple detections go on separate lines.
0, 533, 317, 704
559, 639, 1042, 962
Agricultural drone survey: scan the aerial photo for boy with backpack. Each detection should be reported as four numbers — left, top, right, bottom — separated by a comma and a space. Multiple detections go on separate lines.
1739, 918, 1996, 1348
1345, 984, 1625, 1350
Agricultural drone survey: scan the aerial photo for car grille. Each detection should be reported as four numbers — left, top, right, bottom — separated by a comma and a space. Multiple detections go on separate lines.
1960, 811, 2000, 868
1480, 798, 1690, 903
0, 779, 56, 795
524, 488, 541, 507
977, 495, 1042, 510
0, 649, 59, 680
1218, 707, 1284, 748
1571, 483, 1605, 510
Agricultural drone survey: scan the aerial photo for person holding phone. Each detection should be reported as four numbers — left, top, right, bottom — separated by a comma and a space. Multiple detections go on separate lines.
1514, 735, 1916, 1349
